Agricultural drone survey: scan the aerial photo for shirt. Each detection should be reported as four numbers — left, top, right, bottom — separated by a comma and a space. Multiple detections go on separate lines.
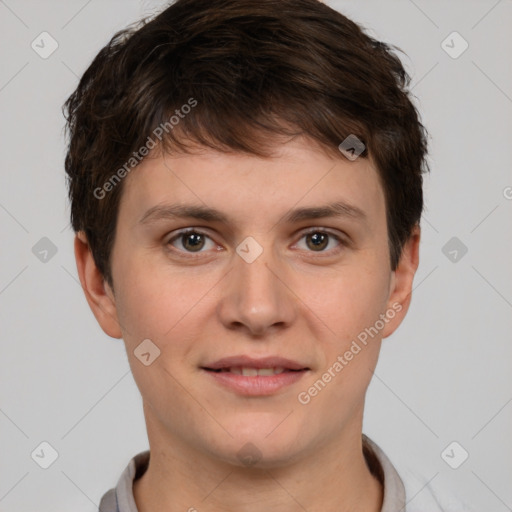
98, 435, 472, 511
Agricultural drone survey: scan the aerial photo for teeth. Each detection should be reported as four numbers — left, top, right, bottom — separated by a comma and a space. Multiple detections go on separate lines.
257, 368, 276, 376
229, 367, 286, 376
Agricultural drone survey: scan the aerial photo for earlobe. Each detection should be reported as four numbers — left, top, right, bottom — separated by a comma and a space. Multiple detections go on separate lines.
381, 225, 421, 339
74, 232, 123, 339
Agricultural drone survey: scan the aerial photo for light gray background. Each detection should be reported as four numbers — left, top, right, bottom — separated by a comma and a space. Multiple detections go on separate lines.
1, 0, 511, 510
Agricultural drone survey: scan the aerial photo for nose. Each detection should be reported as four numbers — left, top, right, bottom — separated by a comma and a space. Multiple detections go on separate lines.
216, 242, 298, 338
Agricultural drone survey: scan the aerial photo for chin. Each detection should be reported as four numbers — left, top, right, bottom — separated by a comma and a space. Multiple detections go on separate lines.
209, 422, 309, 469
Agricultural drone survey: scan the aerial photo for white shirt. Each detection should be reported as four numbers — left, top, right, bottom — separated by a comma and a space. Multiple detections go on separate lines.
98, 435, 473, 511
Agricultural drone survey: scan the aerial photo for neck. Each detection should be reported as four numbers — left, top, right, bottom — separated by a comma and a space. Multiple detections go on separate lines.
134, 411, 383, 512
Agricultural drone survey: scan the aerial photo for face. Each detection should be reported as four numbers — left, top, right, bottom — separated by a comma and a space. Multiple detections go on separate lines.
79, 136, 419, 468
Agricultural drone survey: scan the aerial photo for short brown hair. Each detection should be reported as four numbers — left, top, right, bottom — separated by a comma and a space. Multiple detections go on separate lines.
63, 0, 429, 288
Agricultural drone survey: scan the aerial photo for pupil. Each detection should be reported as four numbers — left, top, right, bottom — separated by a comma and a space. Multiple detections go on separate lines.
308, 232, 327, 251
184, 233, 204, 251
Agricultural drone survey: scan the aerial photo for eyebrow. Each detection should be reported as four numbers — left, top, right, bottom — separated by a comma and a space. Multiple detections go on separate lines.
138, 200, 367, 226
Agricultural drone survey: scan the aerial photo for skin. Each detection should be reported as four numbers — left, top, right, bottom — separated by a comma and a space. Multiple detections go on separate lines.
75, 136, 420, 512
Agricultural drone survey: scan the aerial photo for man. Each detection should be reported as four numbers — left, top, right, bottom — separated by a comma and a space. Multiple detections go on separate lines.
63, 0, 470, 510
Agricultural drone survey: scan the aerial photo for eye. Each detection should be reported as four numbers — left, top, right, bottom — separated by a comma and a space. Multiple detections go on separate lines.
295, 229, 345, 254
166, 227, 346, 258
166, 229, 217, 255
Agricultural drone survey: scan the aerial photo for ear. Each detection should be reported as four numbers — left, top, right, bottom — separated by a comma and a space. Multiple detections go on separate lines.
381, 225, 421, 339
74, 231, 123, 339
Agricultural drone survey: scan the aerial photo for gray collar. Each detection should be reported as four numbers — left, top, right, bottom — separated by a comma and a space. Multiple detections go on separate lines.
363, 434, 406, 511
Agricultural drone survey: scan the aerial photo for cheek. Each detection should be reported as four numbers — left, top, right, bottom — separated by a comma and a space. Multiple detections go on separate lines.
318, 266, 391, 341
112, 265, 209, 415
297, 270, 388, 418
113, 253, 207, 343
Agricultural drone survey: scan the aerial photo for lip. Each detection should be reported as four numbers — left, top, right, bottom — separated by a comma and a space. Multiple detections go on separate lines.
203, 369, 308, 396
203, 355, 308, 371
201, 355, 310, 396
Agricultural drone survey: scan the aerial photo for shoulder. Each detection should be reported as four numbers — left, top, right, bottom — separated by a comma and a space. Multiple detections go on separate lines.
396, 462, 476, 511
98, 487, 117, 512
98, 450, 150, 512
364, 435, 475, 512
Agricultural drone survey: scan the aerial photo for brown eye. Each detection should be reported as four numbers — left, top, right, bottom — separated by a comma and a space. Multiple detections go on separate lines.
296, 229, 345, 255
180, 232, 205, 252
167, 229, 215, 254
305, 232, 329, 251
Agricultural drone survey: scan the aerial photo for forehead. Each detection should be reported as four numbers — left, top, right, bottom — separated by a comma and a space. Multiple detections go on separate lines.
117, 138, 386, 230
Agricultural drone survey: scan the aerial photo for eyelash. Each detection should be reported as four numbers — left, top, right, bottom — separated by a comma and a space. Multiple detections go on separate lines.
165, 227, 348, 258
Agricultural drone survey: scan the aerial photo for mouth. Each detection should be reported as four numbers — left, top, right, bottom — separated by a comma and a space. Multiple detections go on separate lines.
201, 356, 310, 396
203, 367, 305, 376
202, 355, 309, 372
